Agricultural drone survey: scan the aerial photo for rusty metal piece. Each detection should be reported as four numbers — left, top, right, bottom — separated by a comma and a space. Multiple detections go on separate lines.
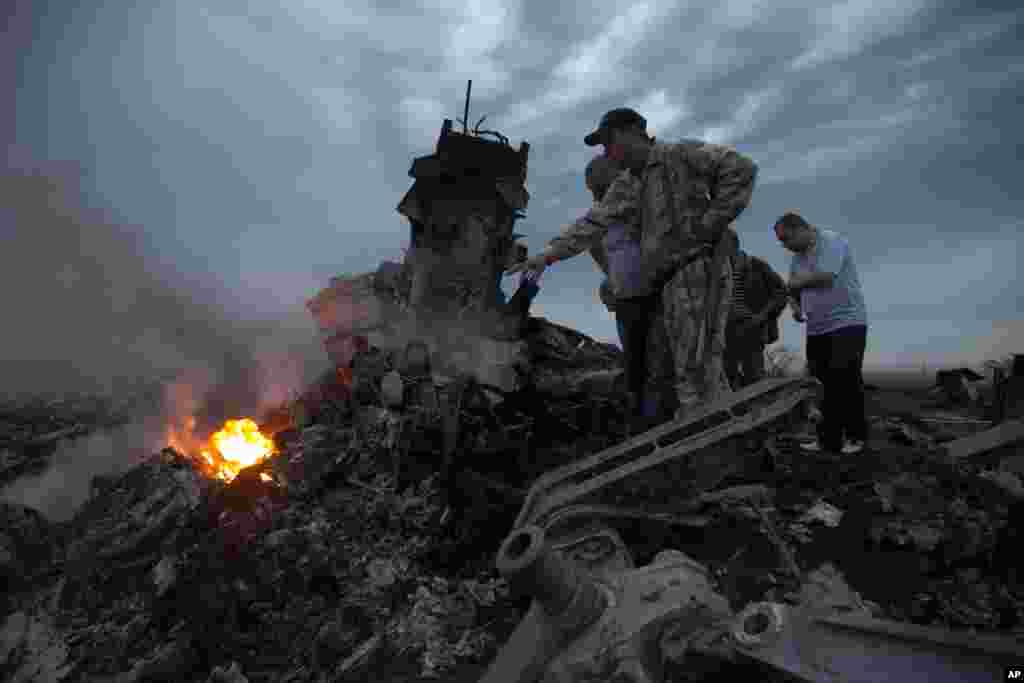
514, 377, 821, 529
731, 602, 1020, 683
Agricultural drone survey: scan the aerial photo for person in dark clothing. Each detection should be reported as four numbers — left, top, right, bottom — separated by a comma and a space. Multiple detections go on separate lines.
723, 232, 789, 388
585, 156, 661, 426
775, 211, 869, 455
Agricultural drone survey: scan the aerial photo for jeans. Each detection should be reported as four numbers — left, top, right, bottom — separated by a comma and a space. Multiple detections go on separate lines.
806, 324, 868, 450
615, 294, 660, 418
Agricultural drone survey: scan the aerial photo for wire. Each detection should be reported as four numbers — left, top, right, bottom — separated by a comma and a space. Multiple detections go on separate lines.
475, 129, 510, 145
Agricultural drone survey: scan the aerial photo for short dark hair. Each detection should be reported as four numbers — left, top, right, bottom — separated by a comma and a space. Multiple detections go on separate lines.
774, 212, 808, 233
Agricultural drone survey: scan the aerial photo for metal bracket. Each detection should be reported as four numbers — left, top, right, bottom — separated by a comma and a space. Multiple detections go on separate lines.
732, 602, 1022, 683
514, 377, 821, 529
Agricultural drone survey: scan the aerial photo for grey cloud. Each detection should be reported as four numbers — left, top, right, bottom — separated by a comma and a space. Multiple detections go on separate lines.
900, 9, 1023, 68
789, 0, 929, 71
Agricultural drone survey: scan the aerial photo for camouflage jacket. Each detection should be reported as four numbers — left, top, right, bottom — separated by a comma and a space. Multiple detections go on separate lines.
545, 140, 757, 293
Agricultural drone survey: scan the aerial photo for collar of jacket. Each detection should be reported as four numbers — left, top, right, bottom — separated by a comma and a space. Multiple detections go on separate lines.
641, 140, 666, 172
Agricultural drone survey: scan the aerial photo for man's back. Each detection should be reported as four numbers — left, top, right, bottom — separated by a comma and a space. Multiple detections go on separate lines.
637, 141, 758, 288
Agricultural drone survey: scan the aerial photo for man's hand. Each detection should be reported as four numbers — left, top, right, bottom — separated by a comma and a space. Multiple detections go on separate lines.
789, 271, 835, 292
787, 295, 805, 322
787, 272, 809, 292
505, 252, 549, 275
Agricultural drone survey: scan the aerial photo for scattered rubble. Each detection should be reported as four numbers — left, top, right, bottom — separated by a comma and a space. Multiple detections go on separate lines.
933, 368, 985, 406
1, 503, 55, 595
799, 500, 844, 528
207, 661, 248, 683
2, 354, 1022, 681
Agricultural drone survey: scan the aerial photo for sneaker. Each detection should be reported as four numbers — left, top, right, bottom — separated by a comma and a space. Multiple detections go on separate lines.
799, 440, 823, 453
842, 440, 865, 455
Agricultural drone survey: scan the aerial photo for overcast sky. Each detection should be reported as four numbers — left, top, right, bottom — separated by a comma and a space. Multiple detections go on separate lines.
6, 0, 1023, 378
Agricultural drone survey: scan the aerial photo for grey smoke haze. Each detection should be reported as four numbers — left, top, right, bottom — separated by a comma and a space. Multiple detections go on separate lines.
0, 156, 329, 434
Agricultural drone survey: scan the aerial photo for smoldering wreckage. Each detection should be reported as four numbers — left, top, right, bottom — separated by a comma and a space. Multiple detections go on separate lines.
3, 98, 1024, 683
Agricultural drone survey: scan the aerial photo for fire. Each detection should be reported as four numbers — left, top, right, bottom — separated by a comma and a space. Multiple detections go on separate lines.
161, 375, 279, 483
203, 418, 276, 482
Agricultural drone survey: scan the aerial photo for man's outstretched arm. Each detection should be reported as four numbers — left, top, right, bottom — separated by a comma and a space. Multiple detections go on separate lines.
508, 170, 641, 272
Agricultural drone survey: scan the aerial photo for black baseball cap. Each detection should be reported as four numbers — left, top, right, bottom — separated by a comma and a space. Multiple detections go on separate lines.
584, 108, 647, 146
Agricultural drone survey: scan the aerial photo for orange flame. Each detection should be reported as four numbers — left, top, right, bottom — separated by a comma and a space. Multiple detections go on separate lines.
205, 418, 276, 482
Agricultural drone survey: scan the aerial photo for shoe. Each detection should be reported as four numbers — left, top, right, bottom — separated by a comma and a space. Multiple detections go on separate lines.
799, 440, 823, 453
800, 439, 845, 454
842, 440, 865, 455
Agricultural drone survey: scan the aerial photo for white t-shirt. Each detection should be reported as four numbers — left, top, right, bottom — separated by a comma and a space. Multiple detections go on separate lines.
790, 228, 868, 336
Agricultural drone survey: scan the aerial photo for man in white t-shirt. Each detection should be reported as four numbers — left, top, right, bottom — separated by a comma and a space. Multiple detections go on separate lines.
775, 211, 868, 455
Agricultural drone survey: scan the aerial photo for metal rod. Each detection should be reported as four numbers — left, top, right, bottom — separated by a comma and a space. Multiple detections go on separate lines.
463, 80, 472, 134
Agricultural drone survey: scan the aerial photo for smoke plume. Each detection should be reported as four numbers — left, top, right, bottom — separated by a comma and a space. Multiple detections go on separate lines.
0, 155, 328, 437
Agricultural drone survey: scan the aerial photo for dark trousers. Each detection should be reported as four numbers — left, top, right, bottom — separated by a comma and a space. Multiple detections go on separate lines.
806, 324, 868, 450
614, 294, 660, 417
725, 325, 766, 389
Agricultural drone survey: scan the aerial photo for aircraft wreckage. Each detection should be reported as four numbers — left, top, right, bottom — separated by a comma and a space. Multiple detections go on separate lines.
303, 83, 1023, 682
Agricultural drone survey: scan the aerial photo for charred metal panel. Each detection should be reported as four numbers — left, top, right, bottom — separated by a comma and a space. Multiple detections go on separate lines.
397, 117, 530, 330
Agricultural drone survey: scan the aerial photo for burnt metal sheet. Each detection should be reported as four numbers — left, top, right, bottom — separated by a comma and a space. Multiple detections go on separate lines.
495, 176, 530, 210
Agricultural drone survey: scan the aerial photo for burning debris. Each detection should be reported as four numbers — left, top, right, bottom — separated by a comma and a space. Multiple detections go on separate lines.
201, 418, 276, 483
162, 394, 281, 485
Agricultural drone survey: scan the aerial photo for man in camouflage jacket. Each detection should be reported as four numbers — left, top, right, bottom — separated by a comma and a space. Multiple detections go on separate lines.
513, 109, 758, 418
